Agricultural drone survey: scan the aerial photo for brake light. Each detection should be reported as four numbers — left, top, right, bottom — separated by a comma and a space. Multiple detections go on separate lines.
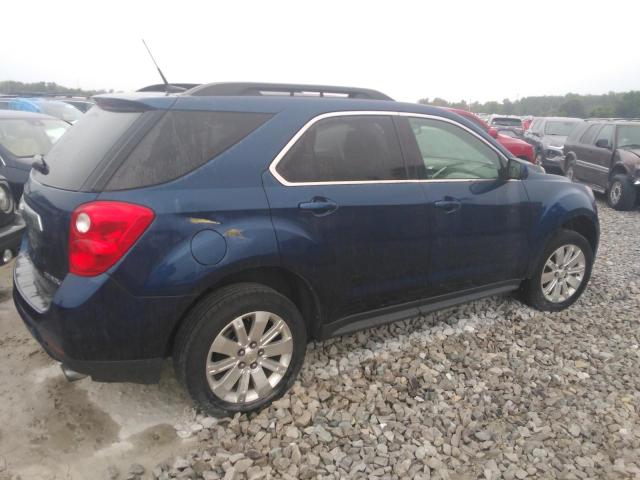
69, 201, 155, 276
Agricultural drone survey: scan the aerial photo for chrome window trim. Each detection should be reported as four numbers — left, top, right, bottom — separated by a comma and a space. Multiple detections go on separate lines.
268, 111, 510, 187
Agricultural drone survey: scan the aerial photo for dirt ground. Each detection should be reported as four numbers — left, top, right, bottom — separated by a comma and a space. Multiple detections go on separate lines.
0, 264, 196, 480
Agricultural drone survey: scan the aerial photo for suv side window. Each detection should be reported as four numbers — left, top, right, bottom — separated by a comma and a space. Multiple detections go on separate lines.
594, 124, 614, 147
275, 115, 406, 183
107, 111, 273, 190
405, 117, 503, 180
580, 124, 601, 145
531, 119, 543, 134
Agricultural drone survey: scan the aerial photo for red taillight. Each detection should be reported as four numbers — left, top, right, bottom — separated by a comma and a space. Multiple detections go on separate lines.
69, 201, 155, 276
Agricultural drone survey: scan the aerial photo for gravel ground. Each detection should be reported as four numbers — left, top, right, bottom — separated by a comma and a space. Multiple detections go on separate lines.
1, 198, 639, 480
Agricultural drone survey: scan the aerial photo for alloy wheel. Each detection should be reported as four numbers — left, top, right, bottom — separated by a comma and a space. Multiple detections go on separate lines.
540, 244, 586, 303
609, 181, 622, 206
205, 311, 293, 404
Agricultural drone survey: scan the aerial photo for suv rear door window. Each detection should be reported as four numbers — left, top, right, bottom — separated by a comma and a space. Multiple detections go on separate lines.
406, 117, 503, 180
594, 125, 614, 147
33, 106, 142, 190
275, 115, 406, 183
580, 124, 600, 145
107, 111, 273, 190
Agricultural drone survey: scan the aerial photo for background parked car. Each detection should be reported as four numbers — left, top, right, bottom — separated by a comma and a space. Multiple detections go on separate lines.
486, 115, 523, 136
445, 108, 535, 163
0, 174, 24, 265
0, 110, 71, 200
5, 97, 83, 123
525, 117, 582, 172
563, 120, 640, 210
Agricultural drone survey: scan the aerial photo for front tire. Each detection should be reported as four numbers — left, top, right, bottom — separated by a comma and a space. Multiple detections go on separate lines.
535, 150, 544, 166
521, 229, 593, 312
606, 174, 637, 211
173, 283, 307, 417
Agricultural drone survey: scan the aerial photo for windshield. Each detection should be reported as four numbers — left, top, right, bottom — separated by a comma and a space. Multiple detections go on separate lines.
545, 120, 579, 136
0, 118, 70, 157
36, 101, 83, 123
492, 117, 522, 127
616, 125, 640, 149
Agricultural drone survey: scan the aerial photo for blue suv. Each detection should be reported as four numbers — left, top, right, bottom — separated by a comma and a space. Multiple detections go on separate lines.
13, 83, 599, 416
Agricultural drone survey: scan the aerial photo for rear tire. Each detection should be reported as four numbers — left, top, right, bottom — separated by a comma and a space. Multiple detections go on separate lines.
173, 283, 307, 417
606, 174, 636, 211
521, 229, 593, 312
564, 160, 575, 181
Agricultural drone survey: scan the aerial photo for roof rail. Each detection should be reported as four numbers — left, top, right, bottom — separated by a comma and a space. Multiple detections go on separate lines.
186, 82, 393, 101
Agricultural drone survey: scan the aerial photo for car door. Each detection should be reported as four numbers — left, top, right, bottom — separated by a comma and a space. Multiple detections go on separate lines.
397, 115, 531, 297
263, 113, 432, 324
572, 124, 600, 183
587, 124, 615, 188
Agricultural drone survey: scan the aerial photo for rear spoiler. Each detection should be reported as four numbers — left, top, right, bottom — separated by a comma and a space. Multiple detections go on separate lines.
93, 96, 161, 112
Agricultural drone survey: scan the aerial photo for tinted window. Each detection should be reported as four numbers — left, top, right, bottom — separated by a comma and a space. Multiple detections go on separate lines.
594, 125, 614, 146
276, 115, 405, 183
107, 111, 272, 190
491, 117, 522, 127
545, 120, 580, 136
566, 122, 589, 143
407, 117, 502, 180
580, 124, 600, 145
34, 106, 142, 190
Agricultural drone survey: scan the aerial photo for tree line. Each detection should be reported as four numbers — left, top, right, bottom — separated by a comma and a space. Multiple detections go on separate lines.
0, 81, 109, 97
418, 91, 640, 118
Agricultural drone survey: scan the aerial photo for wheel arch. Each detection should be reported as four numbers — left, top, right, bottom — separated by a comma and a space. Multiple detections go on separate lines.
609, 162, 629, 180
561, 214, 598, 254
165, 266, 322, 356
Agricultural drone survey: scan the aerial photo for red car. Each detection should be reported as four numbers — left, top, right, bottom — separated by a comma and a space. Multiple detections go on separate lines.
444, 108, 535, 164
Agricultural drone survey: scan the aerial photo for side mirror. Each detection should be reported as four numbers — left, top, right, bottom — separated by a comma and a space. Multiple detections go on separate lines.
595, 138, 610, 149
506, 158, 525, 180
488, 127, 499, 138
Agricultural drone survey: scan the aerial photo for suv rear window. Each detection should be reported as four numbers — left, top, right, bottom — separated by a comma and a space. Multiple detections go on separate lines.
491, 117, 522, 127
106, 111, 272, 190
34, 106, 142, 190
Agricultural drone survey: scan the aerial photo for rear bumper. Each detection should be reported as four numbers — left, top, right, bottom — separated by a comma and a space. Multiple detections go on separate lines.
0, 214, 25, 262
14, 294, 164, 383
12, 252, 195, 384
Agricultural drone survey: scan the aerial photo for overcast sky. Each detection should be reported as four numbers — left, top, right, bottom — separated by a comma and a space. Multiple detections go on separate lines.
2, 0, 639, 103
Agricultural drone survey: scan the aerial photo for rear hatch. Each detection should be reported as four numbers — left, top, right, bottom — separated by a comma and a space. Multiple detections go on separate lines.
20, 98, 165, 286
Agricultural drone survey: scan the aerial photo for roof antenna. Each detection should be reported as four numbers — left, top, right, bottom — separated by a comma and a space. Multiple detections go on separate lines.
142, 39, 170, 92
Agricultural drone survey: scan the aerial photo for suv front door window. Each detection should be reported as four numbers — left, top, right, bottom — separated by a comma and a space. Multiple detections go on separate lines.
407, 117, 502, 180
399, 116, 530, 296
